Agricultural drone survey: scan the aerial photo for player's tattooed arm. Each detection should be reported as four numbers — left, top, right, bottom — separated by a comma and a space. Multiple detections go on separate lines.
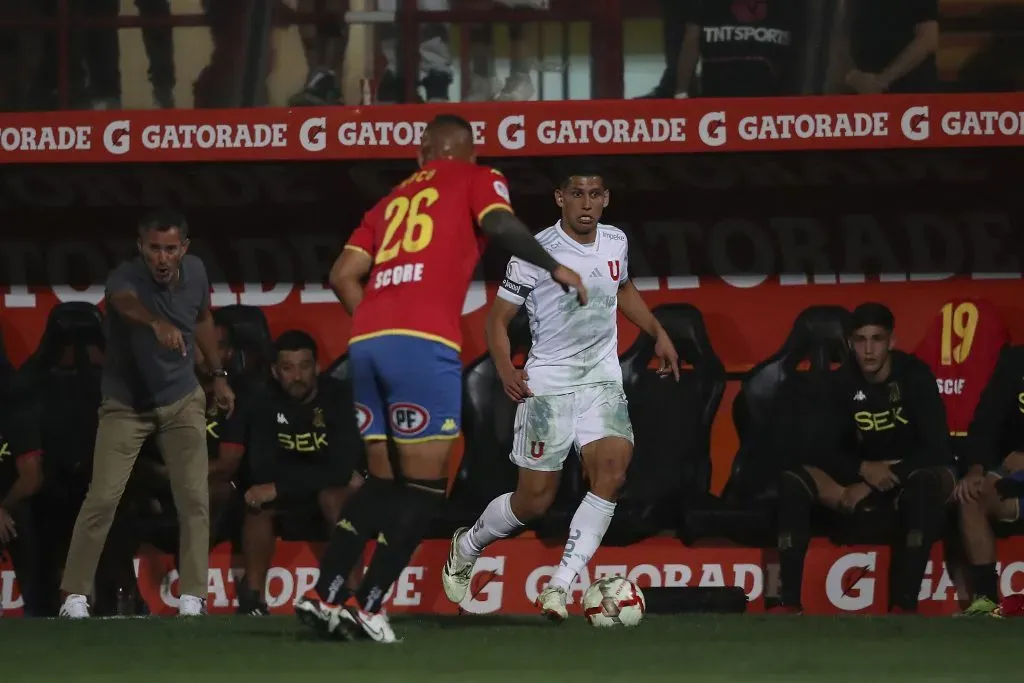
481, 209, 589, 305
479, 209, 560, 273
329, 247, 372, 315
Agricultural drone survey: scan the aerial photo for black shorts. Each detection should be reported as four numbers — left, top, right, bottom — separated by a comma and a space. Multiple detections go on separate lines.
811, 457, 954, 497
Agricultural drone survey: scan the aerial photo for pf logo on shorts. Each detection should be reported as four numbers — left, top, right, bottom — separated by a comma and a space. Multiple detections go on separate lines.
390, 403, 429, 436
354, 403, 373, 434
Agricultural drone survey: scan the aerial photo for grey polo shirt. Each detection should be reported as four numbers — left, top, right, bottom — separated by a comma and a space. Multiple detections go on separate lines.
102, 255, 210, 411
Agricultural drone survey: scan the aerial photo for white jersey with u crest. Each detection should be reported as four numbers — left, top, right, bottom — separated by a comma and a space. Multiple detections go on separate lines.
497, 220, 629, 397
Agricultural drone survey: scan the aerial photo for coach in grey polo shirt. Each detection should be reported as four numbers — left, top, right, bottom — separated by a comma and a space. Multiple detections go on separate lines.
60, 209, 235, 620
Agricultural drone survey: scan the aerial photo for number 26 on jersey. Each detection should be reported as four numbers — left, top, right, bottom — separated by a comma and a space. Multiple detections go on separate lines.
376, 188, 439, 265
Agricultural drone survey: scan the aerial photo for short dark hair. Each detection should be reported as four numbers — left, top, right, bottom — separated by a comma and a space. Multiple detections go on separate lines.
138, 208, 189, 240
274, 330, 318, 361
850, 302, 895, 333
426, 114, 474, 136
557, 161, 605, 189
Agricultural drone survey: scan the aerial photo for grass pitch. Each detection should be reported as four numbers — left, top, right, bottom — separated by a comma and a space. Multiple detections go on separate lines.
2, 613, 1019, 683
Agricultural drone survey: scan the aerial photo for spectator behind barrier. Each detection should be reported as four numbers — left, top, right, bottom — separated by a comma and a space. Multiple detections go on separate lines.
674, 0, 802, 98
846, 0, 939, 94
238, 330, 365, 615
954, 345, 1024, 616
773, 302, 956, 614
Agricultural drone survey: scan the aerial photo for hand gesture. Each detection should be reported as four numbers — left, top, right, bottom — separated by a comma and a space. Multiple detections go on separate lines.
846, 69, 887, 95
151, 319, 186, 356
500, 367, 533, 402
860, 461, 900, 491
0, 507, 16, 544
654, 330, 680, 381
213, 378, 236, 418
552, 265, 588, 306
245, 483, 278, 509
953, 470, 987, 504
838, 482, 872, 514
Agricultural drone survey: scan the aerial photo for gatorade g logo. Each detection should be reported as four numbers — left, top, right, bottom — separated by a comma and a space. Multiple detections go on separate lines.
103, 120, 131, 155
390, 403, 429, 436
354, 403, 373, 434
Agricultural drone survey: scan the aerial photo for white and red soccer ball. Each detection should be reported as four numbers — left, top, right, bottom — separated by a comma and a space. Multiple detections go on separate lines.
582, 576, 646, 628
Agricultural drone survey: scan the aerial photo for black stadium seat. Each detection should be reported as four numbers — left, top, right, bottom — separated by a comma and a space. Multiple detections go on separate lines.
213, 305, 274, 378
449, 310, 533, 520
724, 305, 851, 504
17, 302, 105, 379
683, 306, 851, 546
609, 304, 726, 543
0, 328, 13, 401
326, 353, 350, 383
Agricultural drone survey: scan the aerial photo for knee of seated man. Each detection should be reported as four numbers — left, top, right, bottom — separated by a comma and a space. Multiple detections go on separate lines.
316, 486, 349, 522
906, 466, 952, 502
779, 467, 819, 502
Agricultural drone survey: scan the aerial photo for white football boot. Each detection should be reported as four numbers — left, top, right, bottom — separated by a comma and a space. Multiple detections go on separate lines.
295, 594, 347, 639
441, 527, 477, 604
536, 585, 569, 623
333, 604, 398, 644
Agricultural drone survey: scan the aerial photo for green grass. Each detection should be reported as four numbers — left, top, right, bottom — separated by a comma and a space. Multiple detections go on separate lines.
2, 614, 1021, 683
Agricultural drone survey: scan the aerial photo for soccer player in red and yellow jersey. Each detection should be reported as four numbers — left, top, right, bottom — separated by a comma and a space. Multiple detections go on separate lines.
295, 114, 587, 643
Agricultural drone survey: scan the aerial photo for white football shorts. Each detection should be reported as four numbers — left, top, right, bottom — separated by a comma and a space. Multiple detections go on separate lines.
509, 382, 634, 472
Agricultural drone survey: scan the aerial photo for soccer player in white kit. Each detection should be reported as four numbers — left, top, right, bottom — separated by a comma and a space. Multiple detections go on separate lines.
441, 171, 680, 621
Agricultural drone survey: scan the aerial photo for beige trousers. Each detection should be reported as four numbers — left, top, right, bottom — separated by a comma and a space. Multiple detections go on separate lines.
61, 386, 210, 600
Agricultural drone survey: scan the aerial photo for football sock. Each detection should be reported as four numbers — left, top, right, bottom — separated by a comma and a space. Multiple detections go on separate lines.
777, 471, 814, 606
315, 476, 395, 605
355, 478, 447, 613
459, 492, 524, 558
893, 469, 945, 610
549, 492, 615, 591
969, 563, 999, 602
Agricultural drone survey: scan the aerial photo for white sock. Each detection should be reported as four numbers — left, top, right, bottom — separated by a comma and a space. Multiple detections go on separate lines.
459, 492, 524, 558
549, 492, 615, 591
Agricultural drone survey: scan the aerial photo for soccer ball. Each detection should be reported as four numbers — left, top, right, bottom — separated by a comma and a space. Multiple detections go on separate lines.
582, 576, 646, 628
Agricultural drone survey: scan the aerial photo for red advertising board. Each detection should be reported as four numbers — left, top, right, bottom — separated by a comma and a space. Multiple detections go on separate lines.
1, 97, 1023, 618
0, 93, 1022, 163
3, 537, 1024, 617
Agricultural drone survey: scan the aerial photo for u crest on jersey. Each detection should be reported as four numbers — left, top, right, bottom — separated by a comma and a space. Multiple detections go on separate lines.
607, 260, 621, 281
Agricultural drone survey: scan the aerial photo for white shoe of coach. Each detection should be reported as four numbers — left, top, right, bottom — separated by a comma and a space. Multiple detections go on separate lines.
59, 594, 91, 619
178, 594, 207, 617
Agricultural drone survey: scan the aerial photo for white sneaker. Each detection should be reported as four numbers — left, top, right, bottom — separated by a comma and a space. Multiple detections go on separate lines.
536, 586, 568, 623
465, 75, 496, 102
441, 527, 478, 605
335, 605, 398, 644
178, 594, 206, 617
59, 594, 90, 619
494, 73, 535, 101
